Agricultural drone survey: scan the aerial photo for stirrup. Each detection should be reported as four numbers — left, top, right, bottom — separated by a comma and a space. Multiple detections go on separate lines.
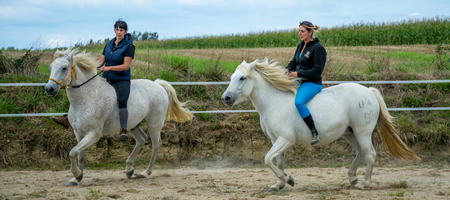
311, 135, 322, 145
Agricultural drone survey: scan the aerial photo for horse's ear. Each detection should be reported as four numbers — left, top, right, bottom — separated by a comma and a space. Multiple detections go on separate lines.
65, 51, 75, 65
249, 60, 257, 69
241, 60, 247, 65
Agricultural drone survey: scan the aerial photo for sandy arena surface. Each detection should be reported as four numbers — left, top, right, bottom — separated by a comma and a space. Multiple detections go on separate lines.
1, 166, 450, 200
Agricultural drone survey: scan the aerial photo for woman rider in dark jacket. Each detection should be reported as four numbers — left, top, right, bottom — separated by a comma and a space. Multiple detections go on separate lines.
52, 19, 135, 142
285, 21, 327, 145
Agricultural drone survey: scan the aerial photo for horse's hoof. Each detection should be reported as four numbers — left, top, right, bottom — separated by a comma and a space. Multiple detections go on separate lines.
351, 179, 358, 186
133, 173, 147, 179
354, 183, 369, 190
76, 174, 83, 182
267, 187, 278, 193
66, 181, 78, 186
126, 169, 134, 178
287, 176, 294, 187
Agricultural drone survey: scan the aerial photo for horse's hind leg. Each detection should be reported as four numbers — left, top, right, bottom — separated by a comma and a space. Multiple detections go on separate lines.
265, 137, 294, 192
343, 132, 362, 187
139, 119, 163, 178
355, 132, 376, 189
125, 125, 148, 178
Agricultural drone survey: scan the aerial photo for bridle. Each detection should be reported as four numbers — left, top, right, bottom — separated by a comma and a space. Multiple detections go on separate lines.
48, 64, 102, 89
48, 64, 77, 89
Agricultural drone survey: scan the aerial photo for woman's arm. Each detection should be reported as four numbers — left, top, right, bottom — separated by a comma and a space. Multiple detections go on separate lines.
97, 55, 105, 68
285, 44, 301, 73
297, 46, 326, 78
100, 57, 132, 72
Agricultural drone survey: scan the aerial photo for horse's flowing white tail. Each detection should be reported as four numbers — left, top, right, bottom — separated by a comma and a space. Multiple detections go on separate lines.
155, 79, 193, 122
370, 87, 421, 161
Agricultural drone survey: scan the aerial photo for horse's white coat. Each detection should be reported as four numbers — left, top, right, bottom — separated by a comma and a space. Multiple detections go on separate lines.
45, 49, 192, 185
222, 59, 400, 191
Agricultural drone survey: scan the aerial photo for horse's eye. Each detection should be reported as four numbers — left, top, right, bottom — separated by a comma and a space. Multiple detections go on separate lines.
62, 67, 67, 71
240, 77, 246, 81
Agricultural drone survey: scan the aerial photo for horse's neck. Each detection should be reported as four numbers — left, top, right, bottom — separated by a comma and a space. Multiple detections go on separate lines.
249, 74, 293, 116
69, 67, 95, 87
66, 68, 110, 104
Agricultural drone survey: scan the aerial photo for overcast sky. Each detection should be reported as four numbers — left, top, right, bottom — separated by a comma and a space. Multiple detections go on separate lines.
1, 0, 449, 49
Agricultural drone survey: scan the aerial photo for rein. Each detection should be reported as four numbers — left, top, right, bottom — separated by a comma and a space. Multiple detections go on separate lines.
71, 71, 102, 88
48, 64, 102, 89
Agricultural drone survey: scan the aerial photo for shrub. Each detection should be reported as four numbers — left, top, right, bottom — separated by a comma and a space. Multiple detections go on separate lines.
434, 42, 450, 70
0, 49, 44, 77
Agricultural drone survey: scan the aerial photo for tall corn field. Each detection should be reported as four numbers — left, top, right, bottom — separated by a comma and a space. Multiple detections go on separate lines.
135, 17, 449, 49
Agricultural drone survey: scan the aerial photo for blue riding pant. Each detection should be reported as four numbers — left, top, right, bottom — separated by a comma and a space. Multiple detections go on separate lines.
295, 82, 323, 118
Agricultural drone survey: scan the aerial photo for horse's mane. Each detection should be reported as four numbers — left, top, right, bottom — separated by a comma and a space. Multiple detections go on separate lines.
238, 58, 299, 94
54, 48, 97, 74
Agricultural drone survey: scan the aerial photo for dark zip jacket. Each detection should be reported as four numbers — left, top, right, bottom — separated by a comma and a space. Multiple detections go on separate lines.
285, 38, 327, 85
102, 33, 134, 81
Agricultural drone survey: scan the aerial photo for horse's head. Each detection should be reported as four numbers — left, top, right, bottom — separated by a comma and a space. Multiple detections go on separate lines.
45, 50, 77, 96
222, 58, 299, 106
221, 60, 256, 106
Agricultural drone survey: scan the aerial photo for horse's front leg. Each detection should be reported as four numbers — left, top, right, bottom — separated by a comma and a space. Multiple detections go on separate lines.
124, 126, 148, 178
269, 153, 287, 191
66, 132, 101, 186
78, 150, 86, 175
265, 137, 294, 192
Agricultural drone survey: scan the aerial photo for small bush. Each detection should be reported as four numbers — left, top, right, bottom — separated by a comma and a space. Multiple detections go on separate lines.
397, 180, 408, 188
0, 49, 44, 77
434, 43, 450, 70
389, 189, 406, 197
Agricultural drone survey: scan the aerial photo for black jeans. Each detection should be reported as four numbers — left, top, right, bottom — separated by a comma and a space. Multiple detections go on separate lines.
109, 80, 130, 108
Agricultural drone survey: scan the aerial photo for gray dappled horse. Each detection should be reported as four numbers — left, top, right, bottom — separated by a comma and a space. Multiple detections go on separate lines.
45, 48, 192, 186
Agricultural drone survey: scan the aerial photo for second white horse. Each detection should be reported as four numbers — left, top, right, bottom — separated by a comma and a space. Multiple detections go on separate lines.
221, 58, 420, 191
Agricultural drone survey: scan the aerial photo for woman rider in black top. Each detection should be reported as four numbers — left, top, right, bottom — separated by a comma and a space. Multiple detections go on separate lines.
285, 21, 327, 145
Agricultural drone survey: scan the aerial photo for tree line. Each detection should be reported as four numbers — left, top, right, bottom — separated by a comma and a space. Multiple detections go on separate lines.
73, 31, 159, 48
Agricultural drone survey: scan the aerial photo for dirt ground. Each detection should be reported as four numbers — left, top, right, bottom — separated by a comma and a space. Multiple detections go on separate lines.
1, 165, 449, 200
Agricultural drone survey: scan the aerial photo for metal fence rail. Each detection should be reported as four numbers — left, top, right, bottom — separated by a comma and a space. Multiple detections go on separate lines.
1, 80, 449, 117
2, 80, 450, 87
1, 107, 449, 118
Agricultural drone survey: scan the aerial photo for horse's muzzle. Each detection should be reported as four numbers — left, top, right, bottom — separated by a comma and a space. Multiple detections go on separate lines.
45, 83, 59, 97
221, 92, 236, 106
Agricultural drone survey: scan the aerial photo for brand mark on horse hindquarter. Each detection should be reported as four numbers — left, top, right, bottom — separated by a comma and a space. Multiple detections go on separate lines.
365, 110, 373, 124
359, 101, 364, 108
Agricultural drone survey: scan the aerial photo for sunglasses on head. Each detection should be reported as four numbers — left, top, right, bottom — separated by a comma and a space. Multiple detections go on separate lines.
300, 21, 311, 27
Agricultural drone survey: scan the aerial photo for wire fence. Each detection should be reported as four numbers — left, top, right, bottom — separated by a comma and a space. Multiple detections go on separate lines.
1, 80, 449, 117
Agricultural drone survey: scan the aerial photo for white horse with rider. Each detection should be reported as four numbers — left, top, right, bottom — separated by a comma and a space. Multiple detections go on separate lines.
45, 48, 193, 186
221, 58, 420, 191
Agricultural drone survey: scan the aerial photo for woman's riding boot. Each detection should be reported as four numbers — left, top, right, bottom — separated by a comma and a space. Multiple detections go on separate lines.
119, 128, 129, 142
51, 114, 71, 129
119, 108, 129, 142
310, 127, 321, 145
303, 115, 321, 145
